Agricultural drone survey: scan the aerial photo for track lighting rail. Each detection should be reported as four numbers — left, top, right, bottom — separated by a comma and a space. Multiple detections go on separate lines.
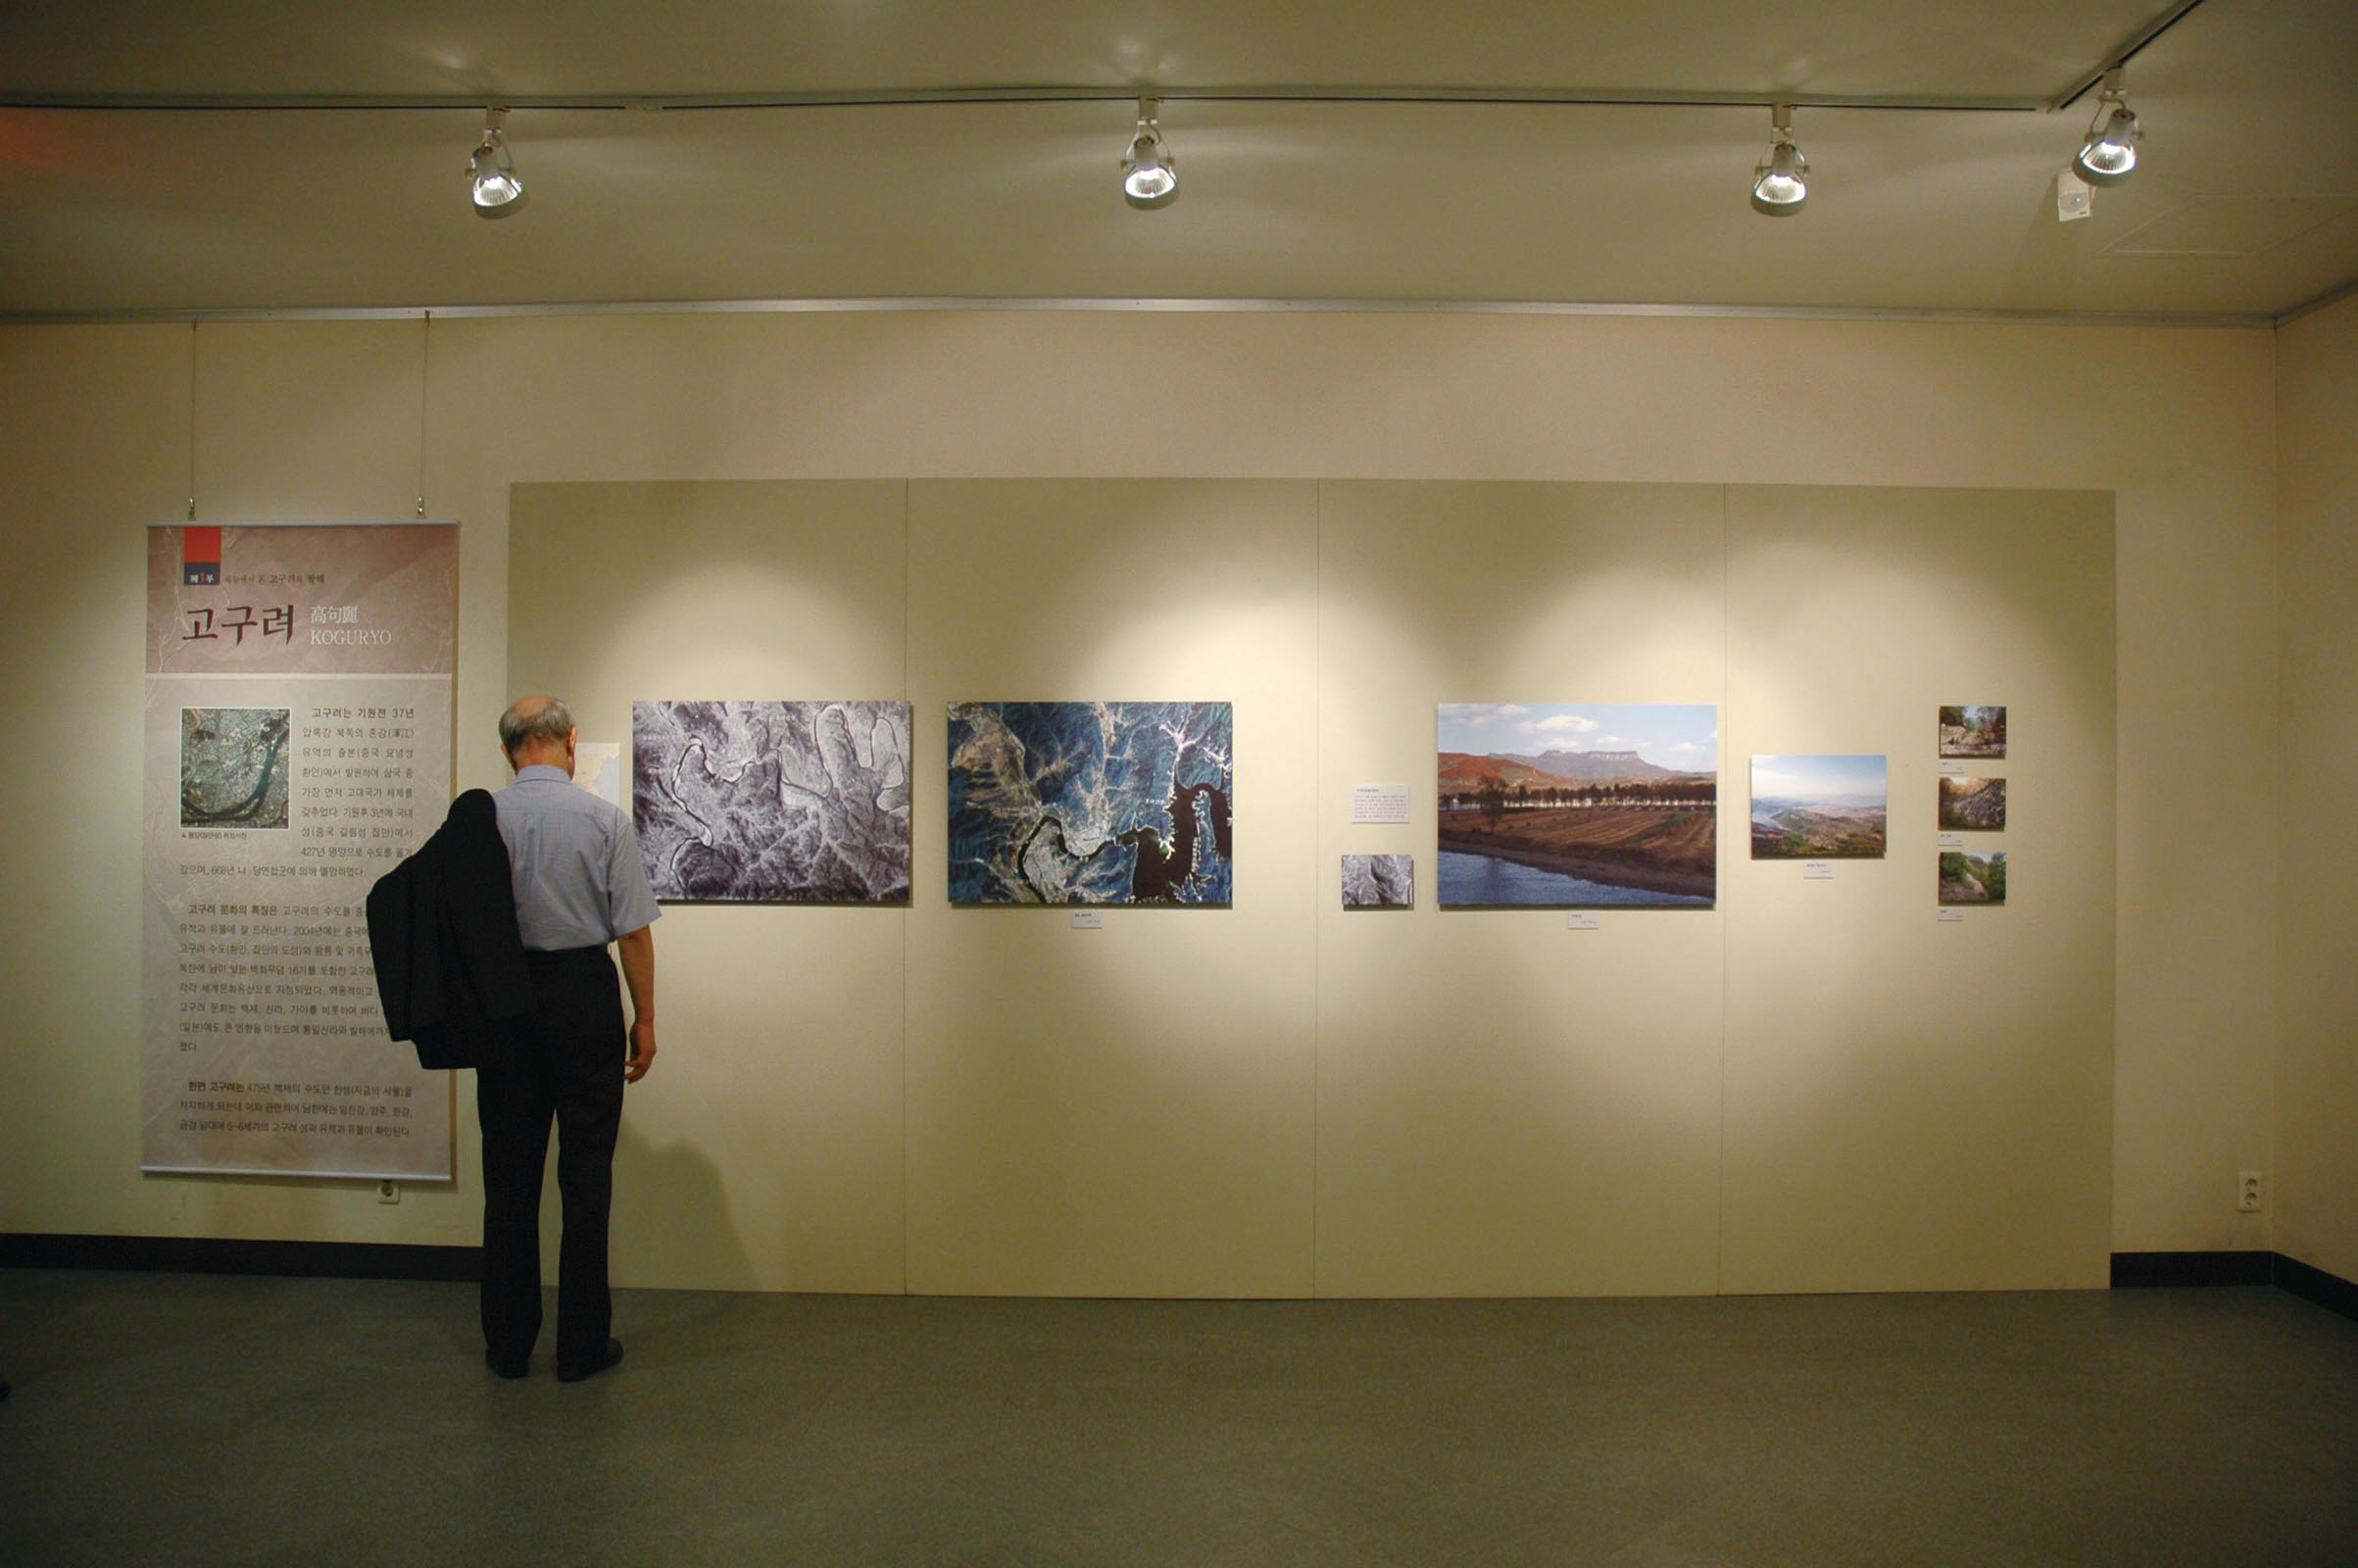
0, 84, 2050, 116
2047, 0, 2209, 112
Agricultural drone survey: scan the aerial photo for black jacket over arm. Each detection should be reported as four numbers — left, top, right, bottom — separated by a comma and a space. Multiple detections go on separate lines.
367, 788, 532, 1070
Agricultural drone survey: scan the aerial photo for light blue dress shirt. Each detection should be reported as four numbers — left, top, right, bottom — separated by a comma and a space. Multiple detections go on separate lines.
492, 764, 663, 951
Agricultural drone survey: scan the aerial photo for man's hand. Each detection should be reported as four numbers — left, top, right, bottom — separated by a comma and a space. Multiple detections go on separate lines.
615, 925, 656, 1083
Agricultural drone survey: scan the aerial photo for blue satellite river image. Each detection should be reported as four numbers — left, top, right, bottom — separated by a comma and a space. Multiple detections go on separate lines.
948, 701, 1233, 905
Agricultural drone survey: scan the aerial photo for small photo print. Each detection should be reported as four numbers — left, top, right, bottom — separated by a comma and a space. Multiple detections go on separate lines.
1940, 706, 2006, 759
1938, 775, 2007, 830
1939, 851, 2006, 905
180, 707, 291, 828
1342, 854, 1415, 907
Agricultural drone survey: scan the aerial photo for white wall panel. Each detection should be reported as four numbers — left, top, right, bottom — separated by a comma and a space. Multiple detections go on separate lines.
1311, 482, 1729, 1296
509, 481, 911, 1293
1719, 486, 2115, 1292
2274, 294, 2358, 1286
902, 479, 1320, 1297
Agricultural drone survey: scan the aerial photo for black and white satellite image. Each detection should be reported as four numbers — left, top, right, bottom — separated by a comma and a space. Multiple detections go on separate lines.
633, 699, 911, 903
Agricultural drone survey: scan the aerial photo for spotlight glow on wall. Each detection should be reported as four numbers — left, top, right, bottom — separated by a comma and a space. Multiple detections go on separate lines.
2072, 70, 2141, 187
1120, 97, 1178, 209
467, 108, 527, 218
1750, 103, 1808, 216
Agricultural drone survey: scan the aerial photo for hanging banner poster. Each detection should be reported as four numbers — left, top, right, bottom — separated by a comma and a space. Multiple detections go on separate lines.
142, 522, 459, 1178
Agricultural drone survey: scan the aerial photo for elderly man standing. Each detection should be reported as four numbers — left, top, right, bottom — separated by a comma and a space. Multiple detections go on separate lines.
483, 695, 661, 1382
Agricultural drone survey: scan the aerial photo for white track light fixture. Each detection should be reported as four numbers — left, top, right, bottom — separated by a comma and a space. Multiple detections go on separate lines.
467, 108, 527, 218
2073, 70, 2142, 187
1750, 103, 1808, 216
1120, 98, 1178, 209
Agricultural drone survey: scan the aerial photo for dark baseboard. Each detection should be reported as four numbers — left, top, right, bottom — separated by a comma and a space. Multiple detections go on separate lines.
6, 1235, 2349, 1320
2110, 1250, 2276, 1289
0, 1232, 479, 1283
2110, 1250, 2358, 1324
2272, 1252, 2358, 1323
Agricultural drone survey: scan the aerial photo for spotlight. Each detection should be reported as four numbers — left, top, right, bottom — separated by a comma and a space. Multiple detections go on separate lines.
467, 108, 526, 218
1120, 97, 1178, 209
2073, 70, 2141, 187
1750, 103, 1808, 216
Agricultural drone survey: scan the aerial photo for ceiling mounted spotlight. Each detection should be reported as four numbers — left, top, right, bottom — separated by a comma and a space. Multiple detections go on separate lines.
2073, 69, 2142, 187
467, 107, 526, 218
1120, 97, 1178, 209
1749, 103, 1808, 217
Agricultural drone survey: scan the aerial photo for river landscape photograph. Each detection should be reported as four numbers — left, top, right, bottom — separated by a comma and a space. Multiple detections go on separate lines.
1750, 755, 1889, 858
1436, 703, 1717, 907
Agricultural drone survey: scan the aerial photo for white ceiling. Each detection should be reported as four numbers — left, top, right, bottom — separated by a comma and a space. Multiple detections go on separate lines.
2, 0, 2353, 320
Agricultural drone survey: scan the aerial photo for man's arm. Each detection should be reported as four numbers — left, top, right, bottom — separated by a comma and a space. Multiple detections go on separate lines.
614, 924, 656, 1082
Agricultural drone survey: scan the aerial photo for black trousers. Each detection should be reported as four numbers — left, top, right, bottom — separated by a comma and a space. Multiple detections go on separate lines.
477, 945, 626, 1373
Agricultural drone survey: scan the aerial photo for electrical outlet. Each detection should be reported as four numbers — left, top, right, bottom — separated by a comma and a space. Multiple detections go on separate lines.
2236, 1171, 2264, 1213
377, 1180, 400, 1205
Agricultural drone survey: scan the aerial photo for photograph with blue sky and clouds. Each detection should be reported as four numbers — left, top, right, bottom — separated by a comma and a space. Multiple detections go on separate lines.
1437, 703, 1718, 771
1437, 703, 1718, 906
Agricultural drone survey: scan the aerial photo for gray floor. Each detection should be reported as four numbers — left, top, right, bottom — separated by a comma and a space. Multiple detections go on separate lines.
2, 1270, 2354, 1567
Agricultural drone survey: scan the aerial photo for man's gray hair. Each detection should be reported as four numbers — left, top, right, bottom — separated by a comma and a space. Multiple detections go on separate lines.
498, 696, 574, 756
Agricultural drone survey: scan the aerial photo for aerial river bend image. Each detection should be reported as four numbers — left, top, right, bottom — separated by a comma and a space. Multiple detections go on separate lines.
949, 701, 1233, 905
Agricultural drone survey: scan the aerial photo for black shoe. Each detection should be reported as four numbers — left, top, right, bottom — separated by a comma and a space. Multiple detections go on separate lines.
556, 1339, 623, 1383
485, 1348, 529, 1380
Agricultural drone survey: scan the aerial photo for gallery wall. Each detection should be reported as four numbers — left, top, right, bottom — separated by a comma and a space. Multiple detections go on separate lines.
2275, 290, 2358, 1288
0, 307, 2288, 1296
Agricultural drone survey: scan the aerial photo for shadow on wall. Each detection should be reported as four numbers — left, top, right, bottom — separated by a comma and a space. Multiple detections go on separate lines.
613, 1119, 751, 1292
530, 1119, 752, 1294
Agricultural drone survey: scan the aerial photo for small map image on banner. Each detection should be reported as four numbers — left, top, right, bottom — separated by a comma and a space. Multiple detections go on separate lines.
179, 707, 292, 828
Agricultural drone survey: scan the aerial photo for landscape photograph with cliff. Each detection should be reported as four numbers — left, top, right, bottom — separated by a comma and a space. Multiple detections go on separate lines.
1436, 703, 1717, 907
